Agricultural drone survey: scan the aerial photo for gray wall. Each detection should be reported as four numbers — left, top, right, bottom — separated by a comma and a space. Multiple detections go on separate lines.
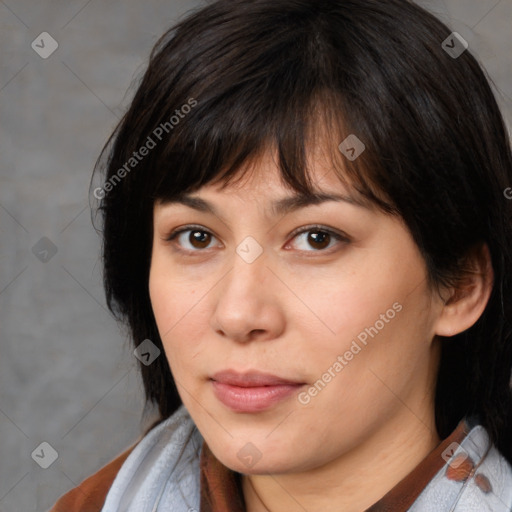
0, 1, 510, 511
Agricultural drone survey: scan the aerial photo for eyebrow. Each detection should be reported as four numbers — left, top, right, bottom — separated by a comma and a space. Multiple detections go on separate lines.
158, 191, 371, 220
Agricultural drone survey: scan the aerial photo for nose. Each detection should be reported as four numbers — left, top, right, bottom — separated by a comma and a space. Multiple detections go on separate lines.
210, 248, 286, 344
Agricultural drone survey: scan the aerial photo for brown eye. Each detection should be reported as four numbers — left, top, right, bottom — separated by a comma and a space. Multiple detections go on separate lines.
289, 226, 348, 252
307, 231, 331, 250
189, 230, 211, 249
165, 226, 218, 251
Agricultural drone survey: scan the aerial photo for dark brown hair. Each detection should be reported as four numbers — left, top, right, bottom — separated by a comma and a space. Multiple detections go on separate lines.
91, 0, 512, 463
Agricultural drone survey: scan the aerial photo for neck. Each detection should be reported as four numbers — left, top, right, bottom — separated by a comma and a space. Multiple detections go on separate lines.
242, 409, 441, 512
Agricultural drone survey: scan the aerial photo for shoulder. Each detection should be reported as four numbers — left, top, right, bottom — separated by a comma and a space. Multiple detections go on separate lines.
49, 406, 196, 512
456, 429, 512, 511
48, 442, 139, 512
411, 422, 512, 511
100, 405, 202, 511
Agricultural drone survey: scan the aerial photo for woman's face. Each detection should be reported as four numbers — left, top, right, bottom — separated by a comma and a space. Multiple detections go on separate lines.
149, 149, 444, 475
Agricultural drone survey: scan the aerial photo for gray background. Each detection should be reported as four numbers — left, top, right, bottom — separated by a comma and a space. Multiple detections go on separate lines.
0, 1, 510, 511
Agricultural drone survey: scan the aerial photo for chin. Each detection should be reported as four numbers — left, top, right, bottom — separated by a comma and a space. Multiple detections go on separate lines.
214, 447, 303, 475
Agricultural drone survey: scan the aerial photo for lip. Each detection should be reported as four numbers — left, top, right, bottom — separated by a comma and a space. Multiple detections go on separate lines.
211, 369, 304, 387
210, 370, 305, 413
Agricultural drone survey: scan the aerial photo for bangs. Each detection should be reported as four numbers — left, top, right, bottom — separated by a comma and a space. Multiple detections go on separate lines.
150, 86, 397, 214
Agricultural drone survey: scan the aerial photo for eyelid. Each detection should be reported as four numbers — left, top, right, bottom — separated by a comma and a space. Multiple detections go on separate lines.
287, 224, 351, 243
163, 224, 221, 246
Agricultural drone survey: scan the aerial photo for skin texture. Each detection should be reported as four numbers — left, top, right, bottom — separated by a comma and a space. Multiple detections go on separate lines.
149, 148, 492, 512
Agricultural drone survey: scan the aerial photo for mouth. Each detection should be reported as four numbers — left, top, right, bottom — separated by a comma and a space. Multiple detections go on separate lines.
210, 369, 306, 413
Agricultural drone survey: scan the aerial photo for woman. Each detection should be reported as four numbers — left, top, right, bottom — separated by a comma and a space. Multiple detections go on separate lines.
51, 0, 512, 510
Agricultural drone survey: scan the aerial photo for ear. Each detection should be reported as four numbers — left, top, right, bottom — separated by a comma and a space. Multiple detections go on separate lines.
434, 243, 494, 337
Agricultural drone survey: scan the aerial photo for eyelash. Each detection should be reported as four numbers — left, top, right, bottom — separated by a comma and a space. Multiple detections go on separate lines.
164, 224, 350, 255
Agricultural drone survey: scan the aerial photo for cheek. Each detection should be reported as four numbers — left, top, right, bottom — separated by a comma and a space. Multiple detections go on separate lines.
300, 274, 403, 357
304, 244, 423, 341
308, 293, 435, 422
148, 259, 206, 368
297, 260, 432, 396
149, 248, 201, 324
